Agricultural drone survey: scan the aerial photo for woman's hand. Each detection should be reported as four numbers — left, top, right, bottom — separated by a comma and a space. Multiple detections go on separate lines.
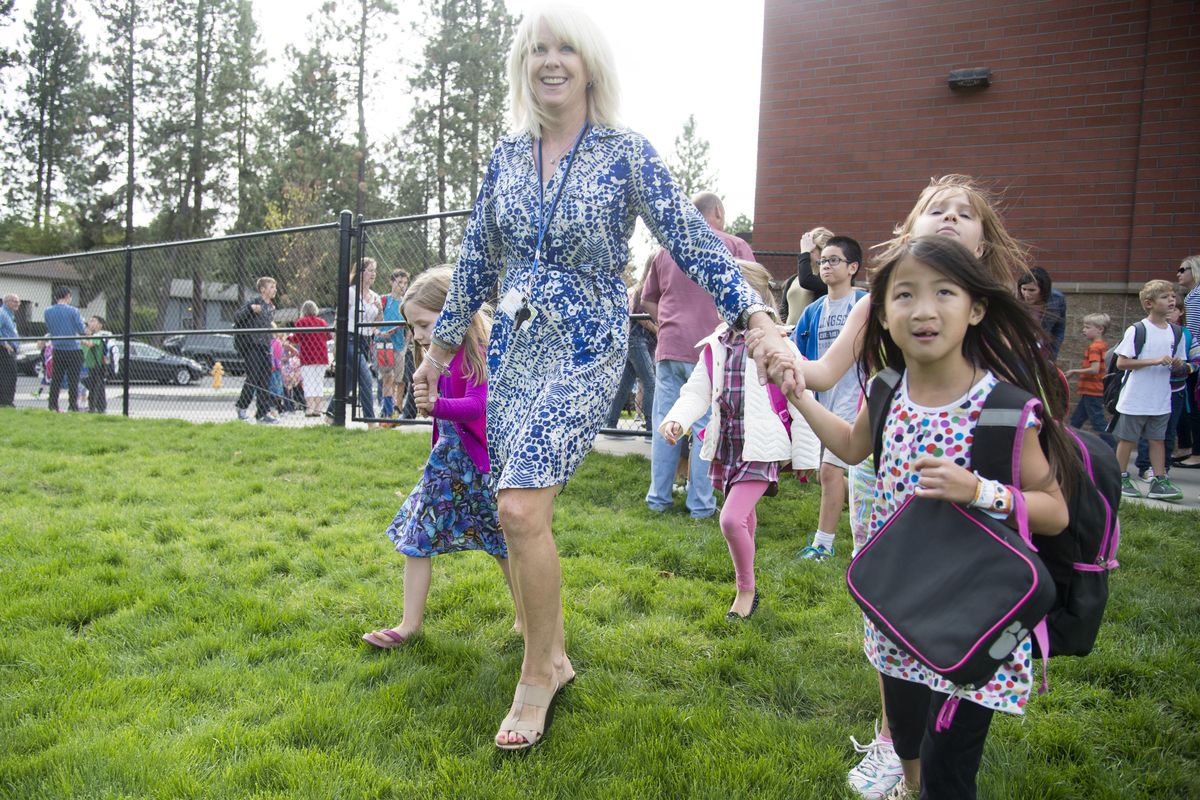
747, 324, 805, 395
659, 420, 683, 445
912, 456, 978, 504
412, 344, 454, 416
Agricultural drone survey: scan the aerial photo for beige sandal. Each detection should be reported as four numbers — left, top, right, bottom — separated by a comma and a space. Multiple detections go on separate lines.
495, 681, 559, 751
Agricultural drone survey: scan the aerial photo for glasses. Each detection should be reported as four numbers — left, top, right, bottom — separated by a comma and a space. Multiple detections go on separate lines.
1178, 267, 1189, 274
818, 256, 848, 267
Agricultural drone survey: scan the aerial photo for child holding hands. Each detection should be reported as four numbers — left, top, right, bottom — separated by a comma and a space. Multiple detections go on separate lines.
660, 260, 819, 620
785, 236, 1073, 799
362, 266, 519, 648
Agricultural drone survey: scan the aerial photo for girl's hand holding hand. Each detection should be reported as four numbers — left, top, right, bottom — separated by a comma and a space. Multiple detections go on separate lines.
411, 358, 440, 417
911, 456, 979, 504
659, 421, 683, 446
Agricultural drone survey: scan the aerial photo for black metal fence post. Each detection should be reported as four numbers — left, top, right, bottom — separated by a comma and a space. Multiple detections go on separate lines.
121, 246, 133, 417
331, 210, 354, 426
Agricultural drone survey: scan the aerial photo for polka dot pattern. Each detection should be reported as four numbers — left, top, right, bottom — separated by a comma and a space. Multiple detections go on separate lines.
862, 370, 1040, 716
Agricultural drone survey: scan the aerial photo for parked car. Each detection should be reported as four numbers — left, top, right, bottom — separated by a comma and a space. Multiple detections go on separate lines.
15, 341, 45, 376
162, 333, 245, 374
108, 342, 207, 385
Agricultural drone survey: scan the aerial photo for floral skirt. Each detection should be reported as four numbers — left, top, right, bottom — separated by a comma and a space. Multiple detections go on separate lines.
385, 420, 507, 558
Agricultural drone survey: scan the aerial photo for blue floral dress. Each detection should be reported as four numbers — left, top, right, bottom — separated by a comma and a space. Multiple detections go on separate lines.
433, 126, 762, 490
386, 419, 507, 558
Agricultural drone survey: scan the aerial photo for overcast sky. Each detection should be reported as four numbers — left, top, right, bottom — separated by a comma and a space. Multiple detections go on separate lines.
1, 0, 764, 223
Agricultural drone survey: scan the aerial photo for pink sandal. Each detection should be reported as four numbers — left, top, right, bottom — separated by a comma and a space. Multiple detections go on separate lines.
361, 628, 413, 649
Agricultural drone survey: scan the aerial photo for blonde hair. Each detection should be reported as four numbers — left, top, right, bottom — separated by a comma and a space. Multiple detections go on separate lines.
1082, 312, 1110, 333
875, 175, 1030, 289
735, 260, 773, 306
807, 226, 835, 250
402, 266, 492, 384
255, 276, 275, 292
1181, 255, 1200, 285
1140, 279, 1175, 307
508, 5, 621, 137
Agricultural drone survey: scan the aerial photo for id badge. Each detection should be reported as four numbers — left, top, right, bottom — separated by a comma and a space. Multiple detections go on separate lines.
498, 287, 523, 319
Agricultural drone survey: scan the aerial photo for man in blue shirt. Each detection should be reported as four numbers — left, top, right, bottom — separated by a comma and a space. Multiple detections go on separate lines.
0, 293, 19, 407
43, 286, 86, 412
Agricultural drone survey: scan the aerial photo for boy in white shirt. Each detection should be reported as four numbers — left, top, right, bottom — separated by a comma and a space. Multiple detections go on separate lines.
792, 236, 868, 559
1113, 279, 1188, 500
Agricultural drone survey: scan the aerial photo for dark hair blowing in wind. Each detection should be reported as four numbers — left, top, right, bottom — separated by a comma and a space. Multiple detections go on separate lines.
862, 236, 1077, 496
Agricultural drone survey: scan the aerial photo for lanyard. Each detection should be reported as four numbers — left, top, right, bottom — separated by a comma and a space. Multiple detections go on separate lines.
533, 123, 589, 269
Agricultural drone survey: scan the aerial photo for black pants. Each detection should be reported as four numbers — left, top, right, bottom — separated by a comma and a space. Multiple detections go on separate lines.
49, 349, 83, 412
236, 345, 272, 419
880, 673, 995, 800
0, 346, 16, 406
85, 366, 107, 413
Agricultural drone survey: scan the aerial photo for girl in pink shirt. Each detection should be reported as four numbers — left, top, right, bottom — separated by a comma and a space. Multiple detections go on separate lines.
362, 266, 520, 648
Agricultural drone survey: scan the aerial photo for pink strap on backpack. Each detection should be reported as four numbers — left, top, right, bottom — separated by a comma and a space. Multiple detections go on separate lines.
703, 345, 792, 431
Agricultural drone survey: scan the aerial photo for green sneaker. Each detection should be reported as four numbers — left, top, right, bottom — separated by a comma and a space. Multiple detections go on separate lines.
1119, 473, 1141, 498
1146, 476, 1183, 502
799, 544, 835, 562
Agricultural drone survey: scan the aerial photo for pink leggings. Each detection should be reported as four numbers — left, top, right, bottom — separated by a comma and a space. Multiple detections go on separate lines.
719, 480, 769, 591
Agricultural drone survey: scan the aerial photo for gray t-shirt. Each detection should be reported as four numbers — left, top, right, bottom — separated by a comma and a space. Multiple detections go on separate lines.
816, 293, 865, 422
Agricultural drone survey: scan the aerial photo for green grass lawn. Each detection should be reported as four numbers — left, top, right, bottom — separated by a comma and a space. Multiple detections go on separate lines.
1, 411, 1198, 799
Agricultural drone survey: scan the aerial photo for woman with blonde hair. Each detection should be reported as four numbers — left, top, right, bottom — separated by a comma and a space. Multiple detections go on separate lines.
411, 4, 797, 750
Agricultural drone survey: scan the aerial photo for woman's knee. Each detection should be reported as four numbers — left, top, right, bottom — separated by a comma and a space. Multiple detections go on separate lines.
498, 490, 553, 540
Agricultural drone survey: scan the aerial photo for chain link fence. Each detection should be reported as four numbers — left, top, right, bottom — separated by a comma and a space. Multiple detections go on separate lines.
2, 215, 796, 437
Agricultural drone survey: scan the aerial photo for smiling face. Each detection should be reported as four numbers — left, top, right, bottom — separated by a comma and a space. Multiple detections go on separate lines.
405, 303, 440, 349
911, 189, 985, 256
526, 22, 589, 121
881, 255, 986, 368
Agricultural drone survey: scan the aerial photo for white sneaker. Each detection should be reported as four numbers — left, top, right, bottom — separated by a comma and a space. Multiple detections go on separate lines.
848, 723, 904, 799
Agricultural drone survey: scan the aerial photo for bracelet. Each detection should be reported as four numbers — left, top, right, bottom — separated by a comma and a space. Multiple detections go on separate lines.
970, 474, 1014, 518
424, 353, 451, 377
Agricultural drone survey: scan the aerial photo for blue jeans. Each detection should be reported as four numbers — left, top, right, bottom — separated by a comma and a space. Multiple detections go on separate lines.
646, 359, 715, 517
327, 336, 375, 419
605, 328, 656, 430
1136, 388, 1184, 473
1069, 394, 1115, 447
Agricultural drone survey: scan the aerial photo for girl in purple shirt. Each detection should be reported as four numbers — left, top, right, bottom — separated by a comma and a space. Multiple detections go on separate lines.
362, 267, 520, 649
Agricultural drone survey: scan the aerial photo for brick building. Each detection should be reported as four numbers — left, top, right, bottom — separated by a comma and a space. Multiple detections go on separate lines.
753, 0, 1199, 367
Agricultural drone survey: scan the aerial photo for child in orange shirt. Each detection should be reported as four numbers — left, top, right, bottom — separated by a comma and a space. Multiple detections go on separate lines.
1066, 312, 1115, 447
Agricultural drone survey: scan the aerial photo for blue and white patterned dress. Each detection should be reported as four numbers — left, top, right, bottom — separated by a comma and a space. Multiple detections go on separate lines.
433, 126, 763, 490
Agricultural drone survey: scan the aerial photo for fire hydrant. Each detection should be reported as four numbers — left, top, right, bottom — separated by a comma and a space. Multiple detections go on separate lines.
212, 361, 224, 389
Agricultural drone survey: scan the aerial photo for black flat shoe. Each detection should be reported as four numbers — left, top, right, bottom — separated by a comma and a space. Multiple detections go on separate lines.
726, 590, 760, 621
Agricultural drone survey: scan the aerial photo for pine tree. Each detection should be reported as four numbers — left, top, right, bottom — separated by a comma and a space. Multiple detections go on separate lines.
9, 0, 90, 230
668, 114, 717, 198
392, 0, 515, 259
0, 0, 17, 71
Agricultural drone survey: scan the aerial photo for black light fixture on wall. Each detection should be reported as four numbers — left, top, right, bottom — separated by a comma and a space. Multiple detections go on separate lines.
948, 67, 992, 91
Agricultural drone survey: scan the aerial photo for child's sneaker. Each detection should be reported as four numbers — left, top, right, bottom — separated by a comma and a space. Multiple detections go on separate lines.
799, 544, 835, 562
1119, 473, 1141, 498
1146, 476, 1183, 501
848, 726, 904, 799
1137, 467, 1152, 482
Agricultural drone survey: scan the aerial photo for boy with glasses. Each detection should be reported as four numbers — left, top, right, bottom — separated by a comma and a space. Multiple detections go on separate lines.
792, 236, 868, 560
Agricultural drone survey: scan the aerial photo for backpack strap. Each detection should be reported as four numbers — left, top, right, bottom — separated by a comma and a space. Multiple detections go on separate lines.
707, 341, 792, 431
970, 380, 1040, 486
867, 367, 903, 468
703, 345, 713, 379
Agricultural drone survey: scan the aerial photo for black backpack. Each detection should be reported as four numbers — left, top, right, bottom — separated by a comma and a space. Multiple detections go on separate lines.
868, 368, 1122, 661
1102, 321, 1182, 416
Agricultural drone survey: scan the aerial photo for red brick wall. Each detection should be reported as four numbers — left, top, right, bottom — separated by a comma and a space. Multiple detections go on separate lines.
754, 0, 1200, 284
